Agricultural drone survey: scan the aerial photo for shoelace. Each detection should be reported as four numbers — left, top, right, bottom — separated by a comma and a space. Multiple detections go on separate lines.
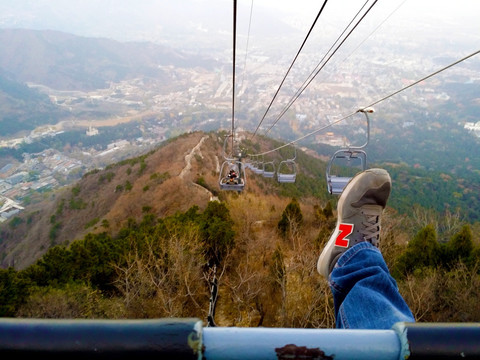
360, 208, 381, 247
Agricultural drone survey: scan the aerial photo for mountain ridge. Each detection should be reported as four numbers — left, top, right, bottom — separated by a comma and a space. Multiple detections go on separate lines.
0, 28, 216, 92
2, 129, 480, 269
0, 131, 223, 269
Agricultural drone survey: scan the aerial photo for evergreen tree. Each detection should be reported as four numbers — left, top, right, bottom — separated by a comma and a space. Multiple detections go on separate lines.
394, 224, 440, 277
199, 201, 235, 266
0, 268, 31, 316
442, 224, 474, 268
278, 198, 303, 237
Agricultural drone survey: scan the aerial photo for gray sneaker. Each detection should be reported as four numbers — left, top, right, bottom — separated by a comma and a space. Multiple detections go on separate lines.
317, 168, 391, 278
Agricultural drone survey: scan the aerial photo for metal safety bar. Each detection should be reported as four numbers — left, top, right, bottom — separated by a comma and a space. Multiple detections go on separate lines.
1, 319, 479, 360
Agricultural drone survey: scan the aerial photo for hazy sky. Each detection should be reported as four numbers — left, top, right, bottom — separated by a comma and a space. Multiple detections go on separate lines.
2, 0, 479, 39
0, 0, 479, 76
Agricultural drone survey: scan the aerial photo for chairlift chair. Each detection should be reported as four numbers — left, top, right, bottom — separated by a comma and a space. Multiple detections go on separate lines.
219, 133, 245, 191
326, 149, 367, 194
277, 160, 296, 183
253, 161, 265, 175
277, 146, 297, 183
247, 155, 258, 171
326, 108, 372, 195
250, 154, 263, 175
219, 160, 245, 192
262, 161, 276, 178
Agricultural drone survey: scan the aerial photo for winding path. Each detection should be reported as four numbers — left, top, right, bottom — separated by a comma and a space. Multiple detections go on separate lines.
179, 135, 219, 201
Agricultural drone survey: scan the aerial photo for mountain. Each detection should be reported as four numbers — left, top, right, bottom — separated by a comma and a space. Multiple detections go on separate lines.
2, 129, 480, 269
1, 131, 324, 269
0, 28, 219, 136
0, 71, 66, 135
0, 131, 218, 268
0, 1, 299, 51
0, 29, 216, 92
1, 131, 480, 325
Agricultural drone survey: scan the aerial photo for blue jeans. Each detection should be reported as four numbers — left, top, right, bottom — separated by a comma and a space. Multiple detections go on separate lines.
329, 242, 415, 329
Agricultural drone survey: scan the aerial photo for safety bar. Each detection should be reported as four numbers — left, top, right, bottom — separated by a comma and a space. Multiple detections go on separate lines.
1, 319, 479, 359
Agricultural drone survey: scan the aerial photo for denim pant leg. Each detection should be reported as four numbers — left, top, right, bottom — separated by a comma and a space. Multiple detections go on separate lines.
329, 242, 415, 329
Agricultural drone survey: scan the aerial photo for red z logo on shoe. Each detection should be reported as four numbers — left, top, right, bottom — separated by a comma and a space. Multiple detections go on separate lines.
335, 223, 354, 248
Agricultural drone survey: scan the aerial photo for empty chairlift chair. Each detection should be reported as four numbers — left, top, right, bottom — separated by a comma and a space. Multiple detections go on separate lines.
262, 161, 276, 178
277, 146, 297, 183
277, 160, 296, 183
326, 108, 372, 195
326, 149, 366, 194
248, 155, 259, 172
253, 156, 265, 175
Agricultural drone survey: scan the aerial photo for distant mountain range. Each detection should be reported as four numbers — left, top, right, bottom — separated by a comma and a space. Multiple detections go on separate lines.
0, 1, 299, 51
0, 28, 216, 91
0, 28, 218, 136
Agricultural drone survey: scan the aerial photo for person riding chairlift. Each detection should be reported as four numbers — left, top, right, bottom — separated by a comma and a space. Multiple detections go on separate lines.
228, 169, 238, 184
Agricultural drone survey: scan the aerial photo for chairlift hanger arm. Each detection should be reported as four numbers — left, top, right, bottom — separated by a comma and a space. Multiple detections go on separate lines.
347, 108, 372, 150
223, 133, 238, 161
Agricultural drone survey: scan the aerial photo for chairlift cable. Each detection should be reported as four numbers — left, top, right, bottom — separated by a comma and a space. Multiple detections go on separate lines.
240, 0, 254, 91
365, 49, 480, 109
254, 48, 480, 156
250, 0, 329, 138
264, 0, 372, 135
231, 0, 238, 155
338, 0, 408, 65
264, 0, 379, 136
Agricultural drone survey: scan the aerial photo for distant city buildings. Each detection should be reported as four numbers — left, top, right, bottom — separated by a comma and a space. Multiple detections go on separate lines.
0, 44, 478, 225
86, 125, 99, 136
0, 195, 24, 223
464, 122, 480, 138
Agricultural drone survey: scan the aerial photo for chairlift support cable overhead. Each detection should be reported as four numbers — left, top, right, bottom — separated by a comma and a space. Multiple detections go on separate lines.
251, 0, 329, 138
231, 0, 238, 153
240, 0, 254, 90
338, 0, 408, 65
263, 0, 372, 135
264, 0, 379, 136
252, 48, 480, 157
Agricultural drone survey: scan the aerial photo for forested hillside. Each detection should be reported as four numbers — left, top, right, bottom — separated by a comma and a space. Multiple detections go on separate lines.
0, 72, 67, 135
1, 131, 480, 325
